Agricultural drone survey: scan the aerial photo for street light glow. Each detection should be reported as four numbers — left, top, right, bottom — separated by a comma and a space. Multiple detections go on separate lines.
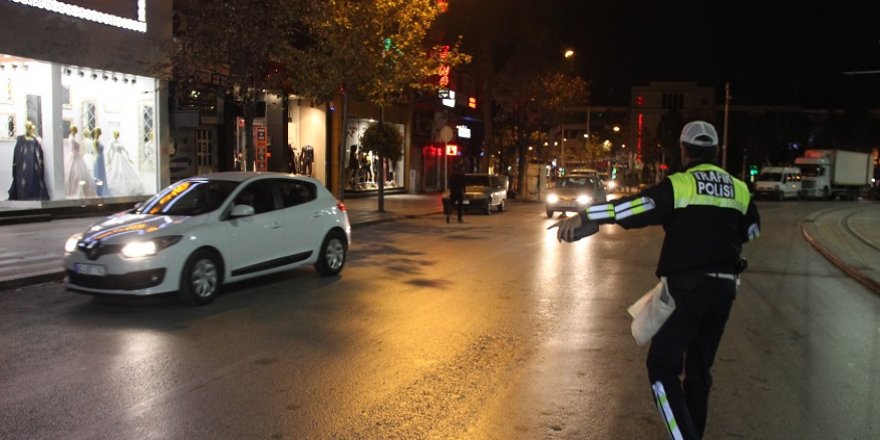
564, 49, 575, 59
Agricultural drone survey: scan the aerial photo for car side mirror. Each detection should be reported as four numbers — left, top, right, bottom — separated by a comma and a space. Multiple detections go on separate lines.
230, 204, 255, 218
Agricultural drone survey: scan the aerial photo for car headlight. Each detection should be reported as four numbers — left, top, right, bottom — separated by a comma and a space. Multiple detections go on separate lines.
64, 233, 83, 253
576, 194, 592, 205
607, 181, 616, 189
546, 194, 559, 204
121, 236, 182, 258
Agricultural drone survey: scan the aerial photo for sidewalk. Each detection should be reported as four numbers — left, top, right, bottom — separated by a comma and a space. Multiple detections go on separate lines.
0, 193, 444, 290
2, 195, 879, 296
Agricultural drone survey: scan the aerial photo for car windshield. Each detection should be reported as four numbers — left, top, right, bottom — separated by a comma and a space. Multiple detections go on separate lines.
756, 172, 782, 182
798, 165, 823, 177
135, 179, 239, 216
558, 177, 596, 188
464, 175, 492, 186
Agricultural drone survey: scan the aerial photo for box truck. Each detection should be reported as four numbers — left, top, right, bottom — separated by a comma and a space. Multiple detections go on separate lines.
794, 149, 874, 200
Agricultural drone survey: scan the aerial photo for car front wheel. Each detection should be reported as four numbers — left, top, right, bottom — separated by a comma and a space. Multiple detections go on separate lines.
179, 249, 222, 306
315, 231, 347, 276
497, 198, 506, 212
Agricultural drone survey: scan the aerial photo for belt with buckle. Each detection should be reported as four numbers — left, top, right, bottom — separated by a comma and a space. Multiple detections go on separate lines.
705, 272, 736, 281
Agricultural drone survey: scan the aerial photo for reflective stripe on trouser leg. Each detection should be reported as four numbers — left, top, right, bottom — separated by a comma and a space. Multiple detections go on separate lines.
653, 381, 684, 440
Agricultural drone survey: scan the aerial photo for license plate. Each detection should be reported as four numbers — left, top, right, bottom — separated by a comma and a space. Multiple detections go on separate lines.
75, 263, 106, 276
462, 200, 470, 204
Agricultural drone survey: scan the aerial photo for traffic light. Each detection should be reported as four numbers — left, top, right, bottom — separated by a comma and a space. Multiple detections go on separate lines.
749, 165, 758, 177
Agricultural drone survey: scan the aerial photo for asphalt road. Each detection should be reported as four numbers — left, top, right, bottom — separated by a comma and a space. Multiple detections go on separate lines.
0, 201, 878, 439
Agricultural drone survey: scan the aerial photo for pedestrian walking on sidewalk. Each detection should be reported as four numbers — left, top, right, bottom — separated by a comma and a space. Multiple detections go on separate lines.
550, 120, 761, 439
447, 169, 465, 223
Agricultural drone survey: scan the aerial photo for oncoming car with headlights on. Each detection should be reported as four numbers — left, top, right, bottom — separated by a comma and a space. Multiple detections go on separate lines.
545, 174, 607, 218
63, 172, 351, 305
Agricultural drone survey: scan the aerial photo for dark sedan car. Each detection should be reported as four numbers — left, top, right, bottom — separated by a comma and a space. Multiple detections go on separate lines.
545, 175, 607, 218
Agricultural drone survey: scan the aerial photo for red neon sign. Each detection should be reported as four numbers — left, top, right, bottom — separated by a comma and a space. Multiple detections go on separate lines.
637, 113, 643, 162
437, 45, 450, 88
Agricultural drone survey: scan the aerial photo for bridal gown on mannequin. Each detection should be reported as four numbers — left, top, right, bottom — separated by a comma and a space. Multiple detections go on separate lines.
65, 134, 97, 198
105, 135, 145, 196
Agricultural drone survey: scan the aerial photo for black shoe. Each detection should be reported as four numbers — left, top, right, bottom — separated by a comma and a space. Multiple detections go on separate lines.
446, 216, 450, 223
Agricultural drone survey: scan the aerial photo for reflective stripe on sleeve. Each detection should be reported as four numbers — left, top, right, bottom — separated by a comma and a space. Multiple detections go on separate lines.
586, 203, 615, 221
614, 196, 655, 220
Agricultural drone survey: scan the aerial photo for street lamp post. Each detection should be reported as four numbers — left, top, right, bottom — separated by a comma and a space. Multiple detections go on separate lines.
559, 123, 565, 171
722, 82, 730, 169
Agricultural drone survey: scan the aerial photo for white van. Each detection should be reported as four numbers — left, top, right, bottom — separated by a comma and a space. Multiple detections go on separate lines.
754, 166, 802, 200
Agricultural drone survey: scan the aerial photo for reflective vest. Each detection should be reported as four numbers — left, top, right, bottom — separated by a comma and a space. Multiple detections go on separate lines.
667, 164, 750, 214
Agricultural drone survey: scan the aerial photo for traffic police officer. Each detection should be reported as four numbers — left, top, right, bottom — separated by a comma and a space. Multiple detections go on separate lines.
552, 120, 761, 439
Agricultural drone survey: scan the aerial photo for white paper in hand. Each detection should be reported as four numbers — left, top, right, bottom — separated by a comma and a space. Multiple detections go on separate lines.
628, 277, 675, 346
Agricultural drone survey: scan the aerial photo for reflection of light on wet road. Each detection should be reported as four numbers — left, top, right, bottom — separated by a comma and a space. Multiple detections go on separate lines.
535, 212, 603, 321
111, 329, 174, 439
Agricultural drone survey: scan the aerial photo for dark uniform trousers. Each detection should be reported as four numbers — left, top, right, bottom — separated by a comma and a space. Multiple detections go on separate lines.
647, 272, 736, 439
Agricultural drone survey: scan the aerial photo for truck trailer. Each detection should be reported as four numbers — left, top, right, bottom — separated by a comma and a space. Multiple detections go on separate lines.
794, 149, 874, 200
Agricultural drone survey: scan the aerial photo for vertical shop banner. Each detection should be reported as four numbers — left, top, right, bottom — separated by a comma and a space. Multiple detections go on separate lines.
254, 124, 268, 171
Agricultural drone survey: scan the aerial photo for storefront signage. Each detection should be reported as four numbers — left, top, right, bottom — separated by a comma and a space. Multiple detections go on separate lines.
441, 89, 456, 108
437, 45, 450, 88
7, 0, 147, 32
456, 125, 471, 139
254, 124, 268, 172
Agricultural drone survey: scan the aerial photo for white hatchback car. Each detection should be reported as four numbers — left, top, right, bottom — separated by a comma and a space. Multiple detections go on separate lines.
64, 172, 351, 305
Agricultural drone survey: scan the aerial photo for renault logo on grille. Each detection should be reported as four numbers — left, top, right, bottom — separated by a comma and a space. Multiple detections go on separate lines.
82, 241, 101, 260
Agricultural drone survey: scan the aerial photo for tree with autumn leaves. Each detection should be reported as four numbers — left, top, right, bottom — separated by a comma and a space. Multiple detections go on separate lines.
170, 0, 468, 210
297, 0, 469, 210
491, 51, 588, 195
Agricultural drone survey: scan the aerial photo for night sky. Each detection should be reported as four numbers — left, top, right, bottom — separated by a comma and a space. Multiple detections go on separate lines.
552, 1, 880, 107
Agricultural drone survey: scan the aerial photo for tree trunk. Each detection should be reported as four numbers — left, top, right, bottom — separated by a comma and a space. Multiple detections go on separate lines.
243, 101, 255, 172
338, 90, 349, 200
516, 143, 527, 199
378, 155, 385, 212
378, 107, 386, 212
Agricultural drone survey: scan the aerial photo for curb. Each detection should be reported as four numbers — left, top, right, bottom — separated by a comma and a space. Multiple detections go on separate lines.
801, 221, 880, 296
350, 210, 442, 230
0, 209, 444, 291
0, 271, 66, 291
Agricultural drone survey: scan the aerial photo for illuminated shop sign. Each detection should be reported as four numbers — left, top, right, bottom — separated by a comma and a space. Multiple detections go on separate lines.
441, 89, 456, 108
7, 0, 147, 32
456, 125, 471, 139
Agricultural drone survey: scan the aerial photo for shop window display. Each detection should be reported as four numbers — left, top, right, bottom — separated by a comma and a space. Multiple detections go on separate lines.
0, 55, 160, 203
343, 117, 404, 192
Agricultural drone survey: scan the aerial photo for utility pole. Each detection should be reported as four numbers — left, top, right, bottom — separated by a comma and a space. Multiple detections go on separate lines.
722, 82, 730, 170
